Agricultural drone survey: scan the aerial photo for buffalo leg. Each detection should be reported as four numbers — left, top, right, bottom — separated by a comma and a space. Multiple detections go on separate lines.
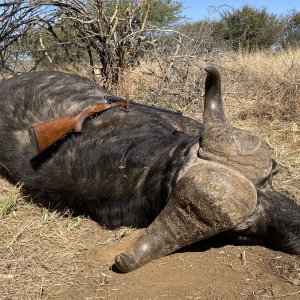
115, 160, 257, 272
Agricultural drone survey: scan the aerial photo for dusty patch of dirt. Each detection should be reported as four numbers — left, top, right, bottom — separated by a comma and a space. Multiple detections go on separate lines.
0, 176, 299, 300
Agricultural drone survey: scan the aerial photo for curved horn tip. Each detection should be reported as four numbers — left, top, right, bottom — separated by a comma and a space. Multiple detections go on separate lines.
205, 66, 220, 75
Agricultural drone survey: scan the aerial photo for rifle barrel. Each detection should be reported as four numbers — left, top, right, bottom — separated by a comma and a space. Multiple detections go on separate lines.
103, 95, 182, 115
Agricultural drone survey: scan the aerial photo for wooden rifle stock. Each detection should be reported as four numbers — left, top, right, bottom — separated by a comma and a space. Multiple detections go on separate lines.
28, 95, 181, 156
28, 102, 126, 155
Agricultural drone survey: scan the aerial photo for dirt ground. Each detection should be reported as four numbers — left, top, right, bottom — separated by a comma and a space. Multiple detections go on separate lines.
0, 176, 299, 300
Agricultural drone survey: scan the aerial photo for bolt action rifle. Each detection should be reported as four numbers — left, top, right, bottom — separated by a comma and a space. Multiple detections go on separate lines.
28, 96, 181, 155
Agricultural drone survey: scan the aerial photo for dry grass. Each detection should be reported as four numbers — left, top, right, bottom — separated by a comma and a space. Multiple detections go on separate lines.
0, 182, 22, 219
220, 48, 300, 121
0, 178, 135, 298
0, 49, 300, 299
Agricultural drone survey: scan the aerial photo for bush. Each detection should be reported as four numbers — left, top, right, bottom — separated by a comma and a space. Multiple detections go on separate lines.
216, 5, 283, 50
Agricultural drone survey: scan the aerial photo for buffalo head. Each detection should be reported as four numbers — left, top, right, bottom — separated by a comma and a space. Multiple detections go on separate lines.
115, 67, 300, 272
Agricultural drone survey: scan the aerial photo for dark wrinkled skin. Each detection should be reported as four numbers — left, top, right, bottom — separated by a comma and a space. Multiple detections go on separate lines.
0, 70, 299, 273
230, 177, 300, 253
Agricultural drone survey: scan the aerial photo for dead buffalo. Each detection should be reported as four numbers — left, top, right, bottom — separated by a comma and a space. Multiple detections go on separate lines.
0, 67, 299, 273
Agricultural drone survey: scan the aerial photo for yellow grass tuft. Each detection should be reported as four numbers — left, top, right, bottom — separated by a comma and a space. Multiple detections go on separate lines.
0, 181, 22, 218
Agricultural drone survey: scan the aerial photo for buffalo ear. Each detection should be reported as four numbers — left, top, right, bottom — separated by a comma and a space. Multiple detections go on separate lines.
204, 67, 227, 126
